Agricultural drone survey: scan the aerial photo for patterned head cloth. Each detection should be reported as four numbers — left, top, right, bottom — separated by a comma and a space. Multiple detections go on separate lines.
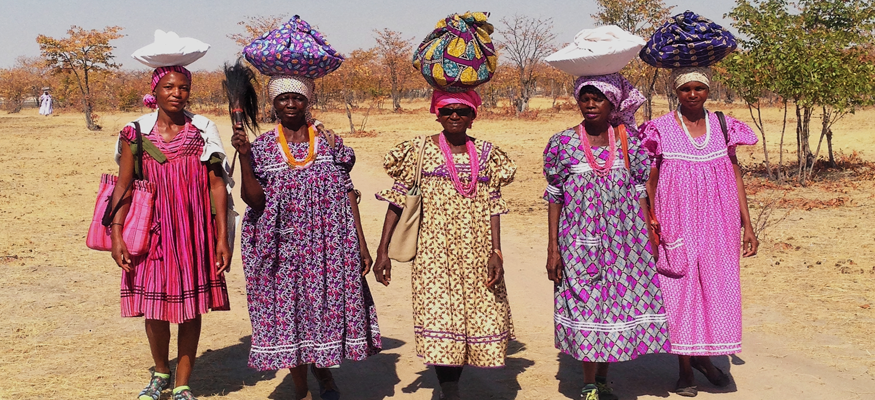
640, 11, 737, 68
430, 89, 482, 116
143, 65, 193, 109
267, 75, 316, 123
670, 66, 711, 89
574, 73, 646, 135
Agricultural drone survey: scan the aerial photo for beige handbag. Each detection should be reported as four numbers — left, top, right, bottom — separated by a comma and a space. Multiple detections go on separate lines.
388, 136, 428, 262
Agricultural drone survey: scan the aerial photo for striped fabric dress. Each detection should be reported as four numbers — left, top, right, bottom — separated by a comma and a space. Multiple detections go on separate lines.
118, 119, 229, 323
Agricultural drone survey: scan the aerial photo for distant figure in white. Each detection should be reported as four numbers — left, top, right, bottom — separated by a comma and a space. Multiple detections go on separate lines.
39, 91, 53, 116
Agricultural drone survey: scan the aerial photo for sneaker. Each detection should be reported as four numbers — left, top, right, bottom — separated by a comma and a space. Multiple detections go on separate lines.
596, 381, 619, 400
580, 384, 599, 400
172, 386, 197, 400
137, 371, 171, 400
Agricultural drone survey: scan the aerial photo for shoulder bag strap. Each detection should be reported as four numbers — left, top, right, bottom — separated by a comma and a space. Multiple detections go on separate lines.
102, 123, 143, 227
618, 124, 630, 170
413, 136, 428, 189
715, 111, 729, 145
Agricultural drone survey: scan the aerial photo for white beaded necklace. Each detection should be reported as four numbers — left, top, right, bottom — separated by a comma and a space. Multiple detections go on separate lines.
677, 108, 710, 150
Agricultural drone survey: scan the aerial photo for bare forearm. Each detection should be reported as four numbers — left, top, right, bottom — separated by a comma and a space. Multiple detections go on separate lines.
376, 204, 402, 253
548, 202, 561, 251
238, 153, 266, 210
348, 190, 367, 243
732, 159, 753, 229
490, 215, 501, 251
645, 165, 659, 209
209, 167, 228, 245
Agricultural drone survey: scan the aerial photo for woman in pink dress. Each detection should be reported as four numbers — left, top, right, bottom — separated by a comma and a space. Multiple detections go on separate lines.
639, 67, 759, 397
110, 66, 232, 400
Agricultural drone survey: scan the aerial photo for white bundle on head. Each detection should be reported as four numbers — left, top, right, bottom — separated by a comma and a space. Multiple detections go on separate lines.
132, 30, 210, 68
545, 25, 645, 76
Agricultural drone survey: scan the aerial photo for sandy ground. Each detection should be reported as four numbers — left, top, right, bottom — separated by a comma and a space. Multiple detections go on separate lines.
1, 100, 874, 399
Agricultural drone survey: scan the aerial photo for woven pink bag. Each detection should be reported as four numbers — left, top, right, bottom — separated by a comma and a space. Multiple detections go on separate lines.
86, 122, 156, 256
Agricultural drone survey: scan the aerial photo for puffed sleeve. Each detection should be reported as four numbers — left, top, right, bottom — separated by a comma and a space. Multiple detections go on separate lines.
375, 139, 420, 208
329, 135, 356, 191
486, 144, 517, 216
542, 133, 567, 204
627, 135, 651, 197
724, 115, 759, 157
638, 121, 662, 166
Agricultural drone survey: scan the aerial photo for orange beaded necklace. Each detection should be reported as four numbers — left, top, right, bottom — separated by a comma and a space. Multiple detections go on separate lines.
276, 123, 317, 169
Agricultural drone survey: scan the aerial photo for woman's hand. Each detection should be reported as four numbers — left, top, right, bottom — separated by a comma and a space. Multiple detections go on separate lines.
215, 239, 232, 274
360, 241, 373, 276
648, 220, 661, 262
486, 252, 504, 288
230, 122, 251, 156
111, 230, 133, 273
546, 245, 562, 284
373, 251, 392, 286
742, 225, 759, 257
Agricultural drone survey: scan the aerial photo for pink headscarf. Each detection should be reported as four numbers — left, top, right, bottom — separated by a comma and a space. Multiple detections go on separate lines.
574, 73, 645, 136
430, 89, 482, 116
143, 66, 193, 109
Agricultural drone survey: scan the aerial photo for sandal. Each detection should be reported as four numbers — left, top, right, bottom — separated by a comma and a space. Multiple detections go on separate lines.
310, 365, 340, 400
580, 384, 599, 400
171, 386, 197, 400
138, 371, 171, 400
674, 382, 698, 397
690, 359, 732, 387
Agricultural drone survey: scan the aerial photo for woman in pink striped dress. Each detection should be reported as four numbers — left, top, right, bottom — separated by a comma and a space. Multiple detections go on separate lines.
110, 66, 232, 400
640, 67, 758, 396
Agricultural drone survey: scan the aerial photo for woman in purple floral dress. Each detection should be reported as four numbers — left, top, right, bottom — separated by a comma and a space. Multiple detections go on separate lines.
232, 75, 381, 400
544, 74, 670, 400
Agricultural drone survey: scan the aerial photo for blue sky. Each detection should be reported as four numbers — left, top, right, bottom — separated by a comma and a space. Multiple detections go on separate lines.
2, 0, 736, 70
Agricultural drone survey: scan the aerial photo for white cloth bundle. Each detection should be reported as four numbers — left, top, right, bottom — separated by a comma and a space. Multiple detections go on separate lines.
545, 25, 645, 76
132, 30, 210, 68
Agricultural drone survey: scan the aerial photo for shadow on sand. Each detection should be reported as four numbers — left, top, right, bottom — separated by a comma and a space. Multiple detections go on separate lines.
400, 339, 536, 400
556, 352, 742, 399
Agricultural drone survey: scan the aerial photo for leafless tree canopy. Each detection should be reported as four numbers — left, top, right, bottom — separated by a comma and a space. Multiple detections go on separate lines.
496, 15, 556, 113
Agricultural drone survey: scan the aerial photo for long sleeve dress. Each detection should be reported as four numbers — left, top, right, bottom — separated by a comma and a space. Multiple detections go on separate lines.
639, 111, 758, 356
377, 136, 516, 368
117, 118, 230, 324
241, 130, 381, 370
543, 126, 671, 362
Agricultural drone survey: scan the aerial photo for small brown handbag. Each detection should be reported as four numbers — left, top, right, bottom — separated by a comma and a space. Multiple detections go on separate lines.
388, 136, 429, 262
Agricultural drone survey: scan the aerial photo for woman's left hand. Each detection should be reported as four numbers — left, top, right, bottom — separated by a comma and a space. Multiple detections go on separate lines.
215, 240, 232, 274
742, 226, 758, 257
360, 241, 373, 276
486, 252, 504, 288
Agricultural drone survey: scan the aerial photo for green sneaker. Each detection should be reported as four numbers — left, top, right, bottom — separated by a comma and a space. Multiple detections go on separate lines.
137, 371, 171, 400
172, 386, 197, 400
580, 384, 599, 400
596, 381, 619, 400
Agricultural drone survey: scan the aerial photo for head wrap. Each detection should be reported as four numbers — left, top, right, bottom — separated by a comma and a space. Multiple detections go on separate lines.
545, 25, 645, 76
267, 75, 316, 123
413, 12, 497, 93
640, 11, 737, 68
143, 65, 193, 109
243, 15, 344, 78
430, 90, 482, 116
574, 73, 645, 135
670, 67, 711, 90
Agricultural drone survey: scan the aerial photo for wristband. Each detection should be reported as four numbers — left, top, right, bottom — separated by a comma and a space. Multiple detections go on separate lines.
492, 248, 503, 261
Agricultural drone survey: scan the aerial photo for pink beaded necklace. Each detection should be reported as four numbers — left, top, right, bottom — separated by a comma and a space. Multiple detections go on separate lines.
438, 132, 479, 198
577, 123, 617, 177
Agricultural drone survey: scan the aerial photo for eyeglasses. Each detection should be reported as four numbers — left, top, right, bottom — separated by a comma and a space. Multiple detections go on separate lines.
437, 107, 474, 117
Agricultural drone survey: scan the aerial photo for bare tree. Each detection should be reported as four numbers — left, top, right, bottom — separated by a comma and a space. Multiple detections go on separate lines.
496, 15, 556, 114
592, 0, 674, 121
373, 29, 414, 112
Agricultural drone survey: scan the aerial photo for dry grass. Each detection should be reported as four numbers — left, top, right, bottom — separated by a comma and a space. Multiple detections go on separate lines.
1, 97, 874, 398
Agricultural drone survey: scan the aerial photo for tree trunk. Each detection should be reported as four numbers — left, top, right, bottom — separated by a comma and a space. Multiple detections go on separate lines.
826, 129, 835, 167
84, 99, 99, 131
778, 100, 788, 181
749, 104, 774, 180
344, 95, 355, 135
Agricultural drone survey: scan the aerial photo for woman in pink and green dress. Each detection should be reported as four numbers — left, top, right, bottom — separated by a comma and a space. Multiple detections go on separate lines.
372, 90, 516, 400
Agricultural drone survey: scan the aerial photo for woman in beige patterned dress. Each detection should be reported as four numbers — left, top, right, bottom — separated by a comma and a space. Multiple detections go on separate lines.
373, 90, 516, 400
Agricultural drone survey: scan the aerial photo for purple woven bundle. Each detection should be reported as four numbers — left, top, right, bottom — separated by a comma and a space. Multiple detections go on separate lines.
640, 11, 737, 68
243, 15, 344, 78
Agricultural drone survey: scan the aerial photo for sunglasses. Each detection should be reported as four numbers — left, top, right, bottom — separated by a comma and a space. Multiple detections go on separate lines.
437, 107, 474, 117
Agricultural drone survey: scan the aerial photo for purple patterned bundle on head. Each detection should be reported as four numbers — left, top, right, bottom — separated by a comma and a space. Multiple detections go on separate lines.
640, 11, 737, 69
574, 73, 645, 135
243, 15, 344, 78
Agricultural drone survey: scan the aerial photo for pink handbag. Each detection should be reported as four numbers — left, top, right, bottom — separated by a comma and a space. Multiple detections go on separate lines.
86, 122, 156, 256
